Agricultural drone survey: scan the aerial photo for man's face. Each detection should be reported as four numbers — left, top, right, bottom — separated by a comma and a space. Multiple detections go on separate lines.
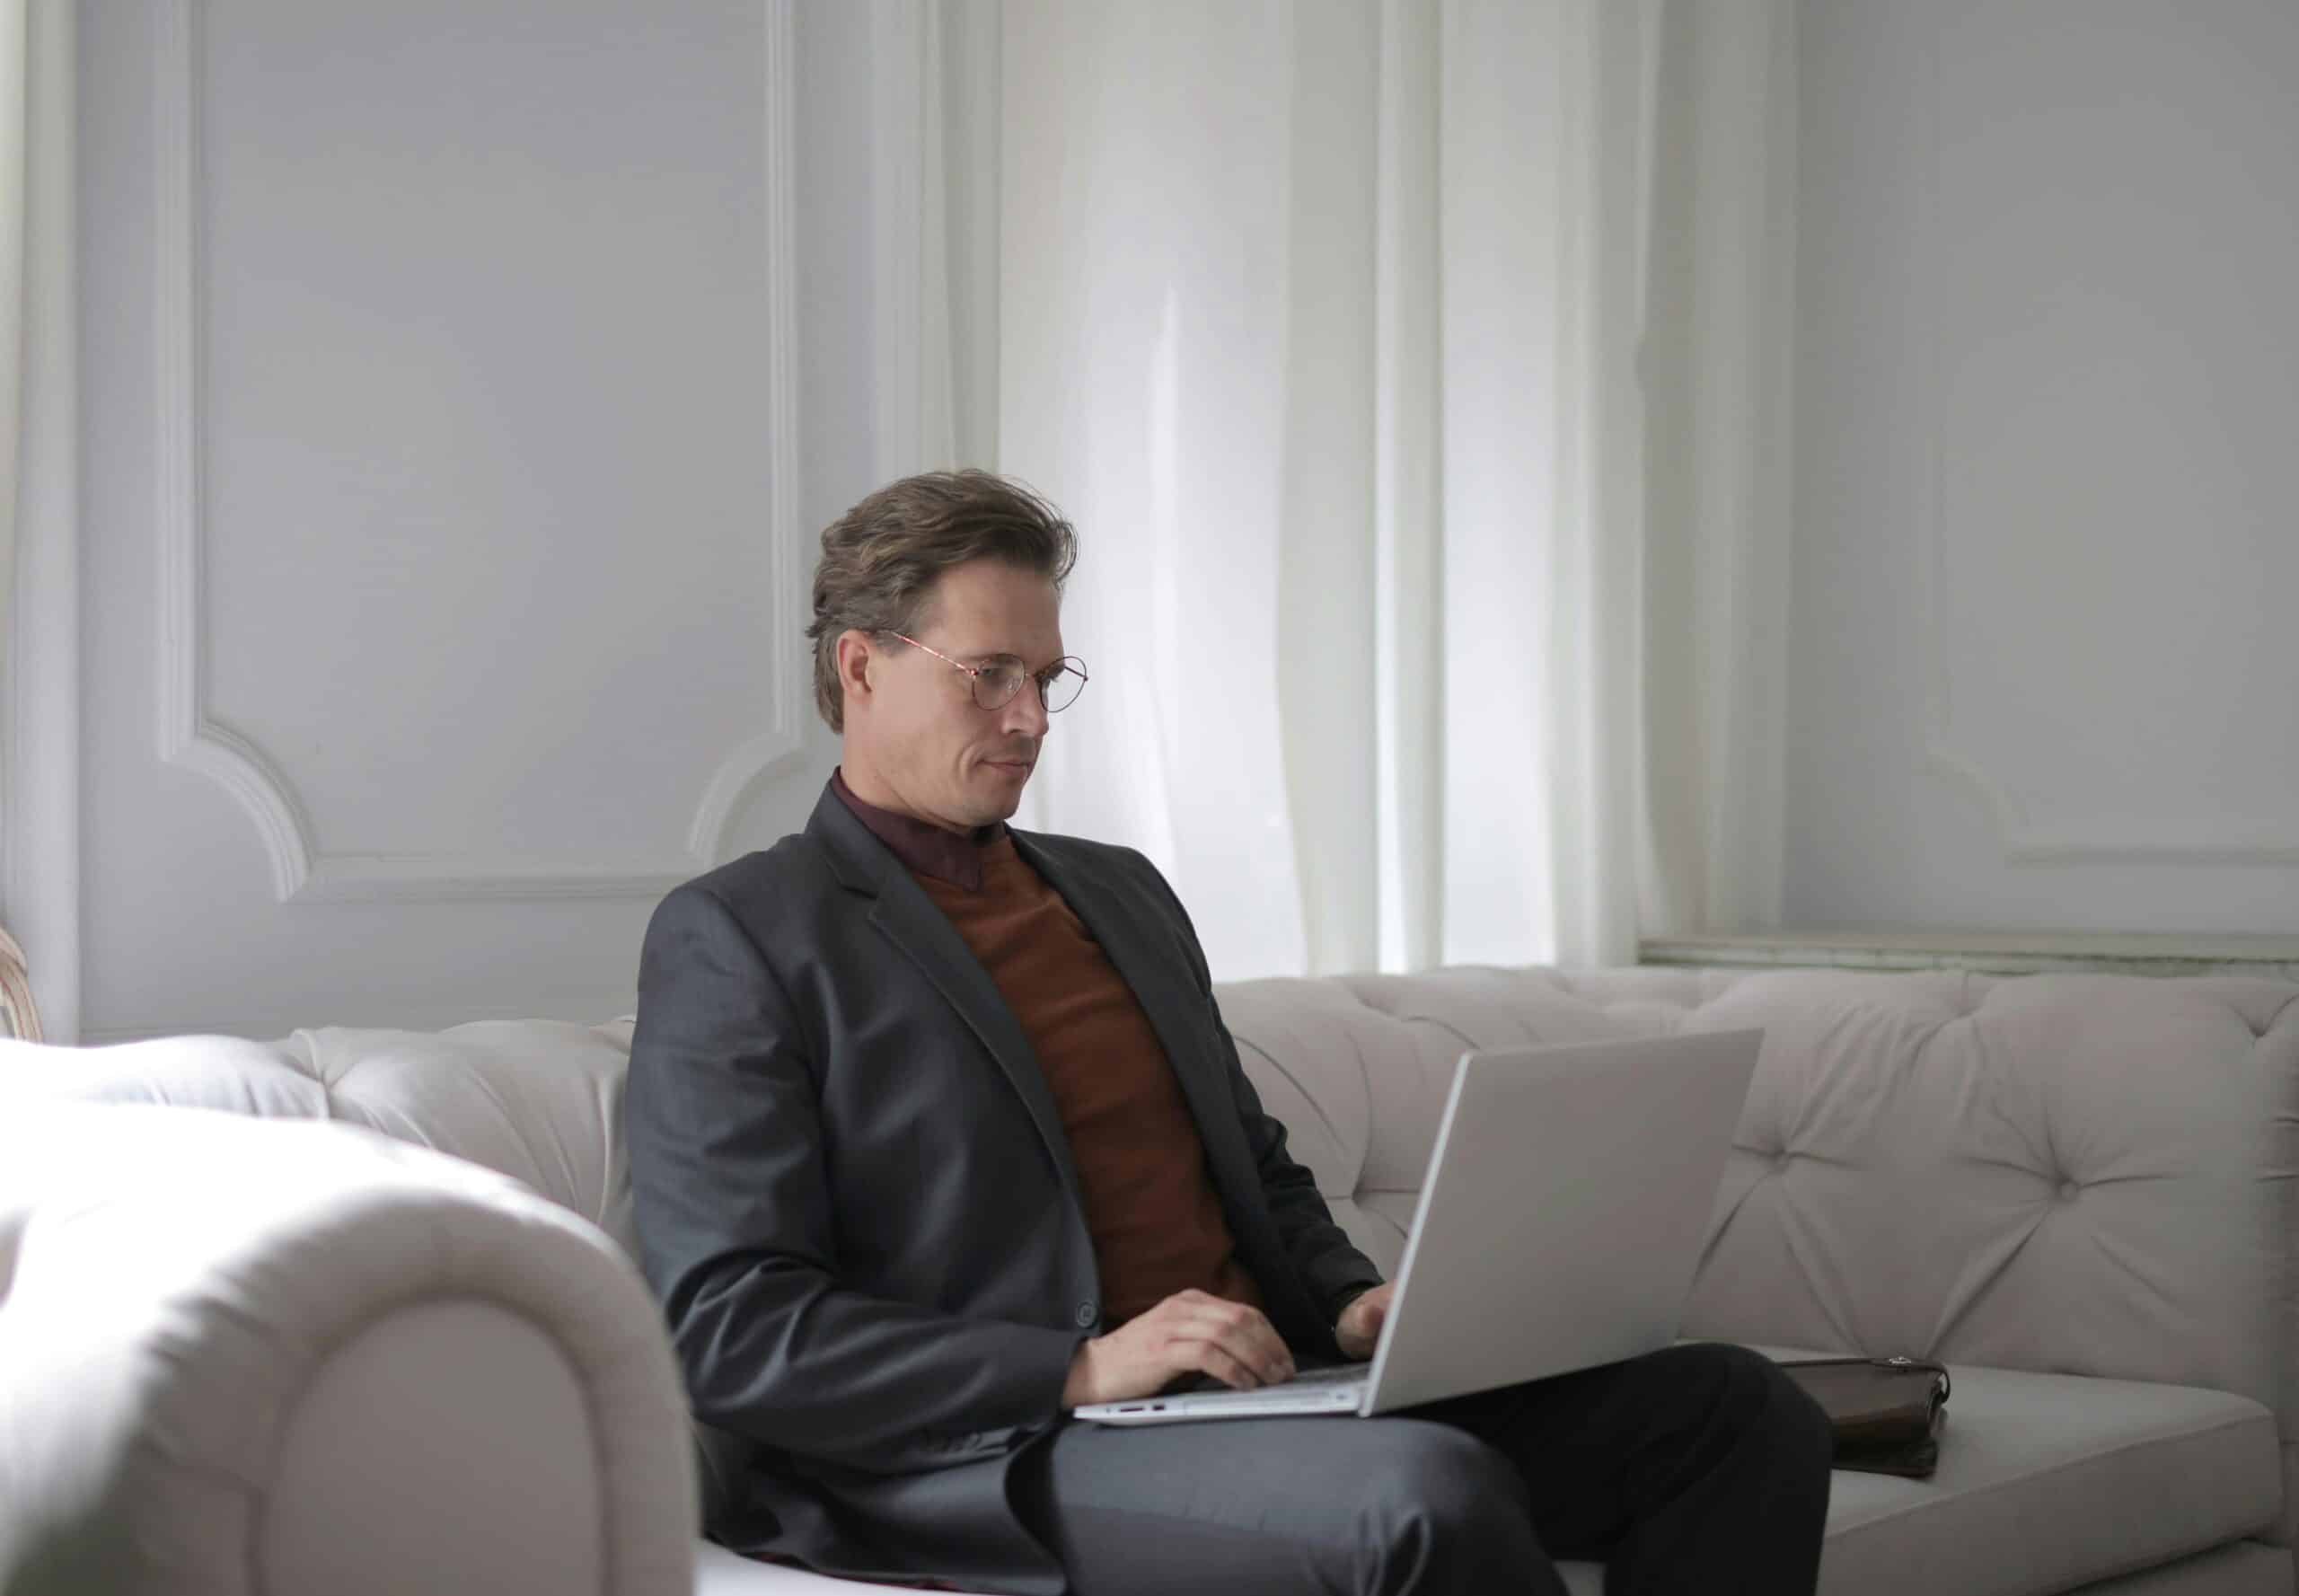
846, 558, 1065, 833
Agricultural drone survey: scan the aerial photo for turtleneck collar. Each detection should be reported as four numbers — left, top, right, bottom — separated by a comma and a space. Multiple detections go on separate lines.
829, 766, 1007, 892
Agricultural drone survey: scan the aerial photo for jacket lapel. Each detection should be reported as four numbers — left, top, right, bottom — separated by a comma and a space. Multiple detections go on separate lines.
1006, 833, 1273, 1244
806, 792, 1088, 1217
808, 789, 1313, 1338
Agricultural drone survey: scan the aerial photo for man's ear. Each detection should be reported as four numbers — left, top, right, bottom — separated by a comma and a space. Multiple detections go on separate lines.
834, 630, 876, 713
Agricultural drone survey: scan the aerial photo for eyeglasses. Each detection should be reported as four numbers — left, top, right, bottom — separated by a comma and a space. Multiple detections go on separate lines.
894, 634, 1089, 714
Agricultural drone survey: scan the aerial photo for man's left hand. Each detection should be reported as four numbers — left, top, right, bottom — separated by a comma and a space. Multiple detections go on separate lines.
1334, 1282, 1394, 1361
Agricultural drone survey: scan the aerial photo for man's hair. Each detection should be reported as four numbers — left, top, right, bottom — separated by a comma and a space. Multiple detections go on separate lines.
805, 469, 1079, 731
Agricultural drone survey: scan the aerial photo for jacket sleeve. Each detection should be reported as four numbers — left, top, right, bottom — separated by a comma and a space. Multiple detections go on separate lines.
1129, 854, 1387, 1325
626, 884, 1087, 1468
1225, 1017, 1388, 1324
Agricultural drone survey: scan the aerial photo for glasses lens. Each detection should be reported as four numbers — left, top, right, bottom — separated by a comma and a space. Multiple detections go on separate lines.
972, 664, 1026, 710
1042, 663, 1085, 712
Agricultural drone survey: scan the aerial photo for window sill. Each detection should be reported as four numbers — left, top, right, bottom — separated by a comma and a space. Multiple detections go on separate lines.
1638, 930, 2299, 982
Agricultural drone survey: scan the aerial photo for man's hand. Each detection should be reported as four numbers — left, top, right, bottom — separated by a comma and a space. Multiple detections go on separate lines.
1060, 1289, 1296, 1409
1334, 1282, 1394, 1361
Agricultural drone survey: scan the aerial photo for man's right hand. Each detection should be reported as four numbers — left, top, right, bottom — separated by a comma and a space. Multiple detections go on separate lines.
1060, 1289, 1296, 1409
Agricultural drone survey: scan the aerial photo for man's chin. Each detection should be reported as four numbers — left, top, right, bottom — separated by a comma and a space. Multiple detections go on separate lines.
967, 765, 1032, 824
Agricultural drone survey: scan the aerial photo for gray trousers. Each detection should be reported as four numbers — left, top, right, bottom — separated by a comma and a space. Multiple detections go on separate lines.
1007, 1342, 1833, 1596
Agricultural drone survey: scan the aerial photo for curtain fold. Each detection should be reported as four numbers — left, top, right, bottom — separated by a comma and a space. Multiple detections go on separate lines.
1369, 0, 1444, 976
998, 1, 1308, 978
896, 0, 1794, 980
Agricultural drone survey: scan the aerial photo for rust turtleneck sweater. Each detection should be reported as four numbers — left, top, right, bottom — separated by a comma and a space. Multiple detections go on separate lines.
832, 769, 1263, 1327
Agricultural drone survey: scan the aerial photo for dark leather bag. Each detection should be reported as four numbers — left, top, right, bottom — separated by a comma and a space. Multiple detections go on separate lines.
1777, 1356, 1952, 1478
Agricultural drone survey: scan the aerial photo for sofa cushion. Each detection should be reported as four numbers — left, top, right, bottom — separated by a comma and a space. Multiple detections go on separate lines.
0, 1031, 330, 1118
1680, 974, 2299, 1425
0, 1019, 642, 1263
1812, 1363, 2280, 1596
1247, 967, 2299, 1442
284, 1018, 639, 1258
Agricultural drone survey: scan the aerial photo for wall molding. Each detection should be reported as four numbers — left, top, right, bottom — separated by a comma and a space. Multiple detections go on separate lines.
868, 0, 928, 481
152, 0, 810, 904
3, 0, 82, 1039
1911, 21, 2299, 867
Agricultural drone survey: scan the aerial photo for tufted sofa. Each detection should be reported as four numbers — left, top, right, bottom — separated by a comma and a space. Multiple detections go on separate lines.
4, 966, 2297, 1596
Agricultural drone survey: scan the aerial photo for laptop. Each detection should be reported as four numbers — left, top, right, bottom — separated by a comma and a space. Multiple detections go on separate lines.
1073, 1027, 1763, 1424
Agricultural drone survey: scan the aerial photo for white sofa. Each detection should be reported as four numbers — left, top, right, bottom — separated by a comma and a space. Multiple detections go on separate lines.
4, 966, 2296, 1596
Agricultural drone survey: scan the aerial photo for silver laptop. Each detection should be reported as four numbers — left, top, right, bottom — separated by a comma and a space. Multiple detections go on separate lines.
1074, 1028, 1762, 1424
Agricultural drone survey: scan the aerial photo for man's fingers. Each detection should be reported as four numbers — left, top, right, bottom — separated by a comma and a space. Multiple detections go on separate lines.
1165, 1320, 1290, 1386
1230, 1310, 1293, 1381
1190, 1344, 1264, 1391
1183, 1297, 1284, 1346
1150, 1292, 1296, 1386
1186, 1321, 1292, 1385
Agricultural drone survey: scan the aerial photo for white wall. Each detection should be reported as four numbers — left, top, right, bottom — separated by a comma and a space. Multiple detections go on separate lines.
1783, 0, 2299, 934
75, 1, 881, 1041
64, 0, 2299, 1044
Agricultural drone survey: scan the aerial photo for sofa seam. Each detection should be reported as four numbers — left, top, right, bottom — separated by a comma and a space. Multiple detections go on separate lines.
2258, 989, 2299, 1037
2005, 1530, 2289, 1595
1833, 1405, 2277, 1542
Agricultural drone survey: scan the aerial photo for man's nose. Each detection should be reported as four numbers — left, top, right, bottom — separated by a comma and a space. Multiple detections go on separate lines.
1003, 682, 1051, 737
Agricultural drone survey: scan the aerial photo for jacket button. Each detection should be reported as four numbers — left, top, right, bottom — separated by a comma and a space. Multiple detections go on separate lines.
1074, 1302, 1097, 1328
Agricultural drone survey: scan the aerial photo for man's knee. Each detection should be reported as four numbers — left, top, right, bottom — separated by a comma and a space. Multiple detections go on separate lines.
1662, 1342, 1835, 1477
1730, 1345, 1833, 1468
1363, 1423, 1526, 1529
1352, 1424, 1549, 1596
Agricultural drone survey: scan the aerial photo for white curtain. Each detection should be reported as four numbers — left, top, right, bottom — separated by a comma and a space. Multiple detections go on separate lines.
892, 0, 1796, 982
1, 0, 76, 1038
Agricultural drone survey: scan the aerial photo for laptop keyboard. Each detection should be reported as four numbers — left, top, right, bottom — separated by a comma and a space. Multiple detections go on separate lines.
1165, 1362, 1366, 1397
1282, 1364, 1370, 1387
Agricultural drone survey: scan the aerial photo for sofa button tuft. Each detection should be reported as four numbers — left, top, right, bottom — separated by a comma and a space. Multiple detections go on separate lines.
2057, 1179, 2080, 1202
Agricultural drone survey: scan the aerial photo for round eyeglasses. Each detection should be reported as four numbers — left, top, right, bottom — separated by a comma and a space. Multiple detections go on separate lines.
894, 633, 1089, 714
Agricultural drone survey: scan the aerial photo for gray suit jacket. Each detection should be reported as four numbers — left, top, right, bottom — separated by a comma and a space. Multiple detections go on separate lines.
626, 783, 1384, 1592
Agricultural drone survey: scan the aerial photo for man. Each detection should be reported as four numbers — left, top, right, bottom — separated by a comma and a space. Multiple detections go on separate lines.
627, 470, 1831, 1596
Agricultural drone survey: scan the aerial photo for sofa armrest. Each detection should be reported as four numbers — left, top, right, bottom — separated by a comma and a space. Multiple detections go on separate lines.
0, 1103, 696, 1596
